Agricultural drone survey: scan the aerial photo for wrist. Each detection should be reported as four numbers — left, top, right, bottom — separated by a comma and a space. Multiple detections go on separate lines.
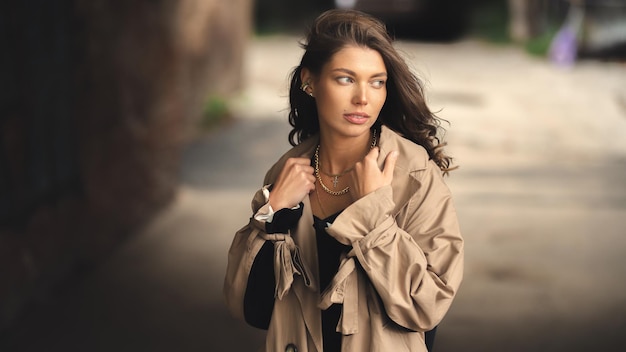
267, 186, 299, 211
268, 195, 288, 212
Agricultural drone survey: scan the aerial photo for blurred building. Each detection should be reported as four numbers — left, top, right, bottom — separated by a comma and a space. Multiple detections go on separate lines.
335, 0, 471, 40
0, 0, 252, 330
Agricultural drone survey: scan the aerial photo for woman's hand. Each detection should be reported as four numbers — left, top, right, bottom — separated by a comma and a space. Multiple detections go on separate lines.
268, 157, 316, 210
349, 148, 398, 201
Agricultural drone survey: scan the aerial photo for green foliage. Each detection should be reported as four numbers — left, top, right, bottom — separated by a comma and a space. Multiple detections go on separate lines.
468, 1, 561, 59
200, 96, 231, 131
524, 25, 559, 57
469, 0, 511, 44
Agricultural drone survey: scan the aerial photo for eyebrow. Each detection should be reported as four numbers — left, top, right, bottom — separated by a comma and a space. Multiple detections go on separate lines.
331, 68, 387, 78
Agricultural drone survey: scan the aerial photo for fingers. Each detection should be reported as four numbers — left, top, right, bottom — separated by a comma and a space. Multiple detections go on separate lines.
382, 150, 398, 179
365, 146, 380, 161
287, 158, 315, 179
270, 157, 315, 210
284, 157, 313, 171
350, 148, 397, 200
364, 147, 397, 176
284, 157, 314, 175
285, 157, 312, 166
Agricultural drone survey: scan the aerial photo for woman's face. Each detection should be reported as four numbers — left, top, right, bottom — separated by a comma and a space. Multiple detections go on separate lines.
304, 45, 387, 140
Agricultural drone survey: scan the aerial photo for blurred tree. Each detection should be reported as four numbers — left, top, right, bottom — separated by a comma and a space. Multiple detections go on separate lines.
509, 0, 546, 42
254, 0, 335, 33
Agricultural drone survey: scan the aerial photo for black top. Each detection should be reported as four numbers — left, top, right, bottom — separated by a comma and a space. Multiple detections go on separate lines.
243, 205, 349, 352
314, 212, 351, 351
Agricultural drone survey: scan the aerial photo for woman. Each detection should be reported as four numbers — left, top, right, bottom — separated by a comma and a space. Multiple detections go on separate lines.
224, 9, 463, 352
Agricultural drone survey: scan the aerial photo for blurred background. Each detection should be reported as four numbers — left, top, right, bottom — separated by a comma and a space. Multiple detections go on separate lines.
1, 0, 625, 351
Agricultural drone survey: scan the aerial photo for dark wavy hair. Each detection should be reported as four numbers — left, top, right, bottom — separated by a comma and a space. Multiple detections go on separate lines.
288, 9, 454, 174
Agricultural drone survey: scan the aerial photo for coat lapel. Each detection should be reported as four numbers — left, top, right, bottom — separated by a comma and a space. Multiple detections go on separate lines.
377, 126, 424, 214
290, 138, 323, 351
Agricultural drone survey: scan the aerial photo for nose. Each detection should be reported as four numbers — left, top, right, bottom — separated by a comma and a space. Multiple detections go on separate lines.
352, 84, 368, 106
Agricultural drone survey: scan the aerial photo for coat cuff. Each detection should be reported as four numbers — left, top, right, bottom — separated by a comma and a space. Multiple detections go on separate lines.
252, 185, 302, 232
327, 185, 396, 246
259, 233, 315, 298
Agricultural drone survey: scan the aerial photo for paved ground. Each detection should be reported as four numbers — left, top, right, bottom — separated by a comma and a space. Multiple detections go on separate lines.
2, 36, 626, 351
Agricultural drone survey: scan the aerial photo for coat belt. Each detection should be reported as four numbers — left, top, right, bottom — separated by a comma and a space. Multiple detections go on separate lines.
319, 248, 361, 335
259, 233, 315, 299
258, 232, 362, 335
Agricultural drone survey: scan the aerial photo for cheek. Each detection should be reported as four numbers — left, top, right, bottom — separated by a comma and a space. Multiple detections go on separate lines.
314, 93, 341, 120
317, 88, 345, 109
373, 90, 387, 109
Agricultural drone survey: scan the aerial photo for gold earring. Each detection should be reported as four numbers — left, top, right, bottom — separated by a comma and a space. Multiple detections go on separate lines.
301, 81, 314, 97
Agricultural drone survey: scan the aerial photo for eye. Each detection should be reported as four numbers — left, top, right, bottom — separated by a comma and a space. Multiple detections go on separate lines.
337, 76, 354, 85
371, 79, 386, 89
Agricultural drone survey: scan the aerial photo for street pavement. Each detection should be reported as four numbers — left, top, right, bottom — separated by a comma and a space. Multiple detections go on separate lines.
2, 36, 626, 351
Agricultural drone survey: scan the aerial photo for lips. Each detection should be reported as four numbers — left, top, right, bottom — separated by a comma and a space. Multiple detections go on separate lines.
344, 112, 369, 125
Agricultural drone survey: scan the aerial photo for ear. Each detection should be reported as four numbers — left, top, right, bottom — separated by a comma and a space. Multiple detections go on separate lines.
300, 68, 313, 89
299, 68, 315, 97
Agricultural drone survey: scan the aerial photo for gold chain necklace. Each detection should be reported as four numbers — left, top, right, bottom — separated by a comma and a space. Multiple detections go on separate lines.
320, 167, 354, 187
314, 185, 328, 219
314, 130, 377, 197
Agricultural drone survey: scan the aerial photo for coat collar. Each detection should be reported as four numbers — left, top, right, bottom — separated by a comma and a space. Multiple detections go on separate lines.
265, 126, 430, 217
268, 125, 431, 215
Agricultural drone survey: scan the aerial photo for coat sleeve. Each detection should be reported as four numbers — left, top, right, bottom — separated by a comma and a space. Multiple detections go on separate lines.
326, 160, 464, 332
223, 187, 272, 321
223, 179, 314, 323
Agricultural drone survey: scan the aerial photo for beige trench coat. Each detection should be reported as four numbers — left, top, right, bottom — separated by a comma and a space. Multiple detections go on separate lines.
224, 126, 464, 352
